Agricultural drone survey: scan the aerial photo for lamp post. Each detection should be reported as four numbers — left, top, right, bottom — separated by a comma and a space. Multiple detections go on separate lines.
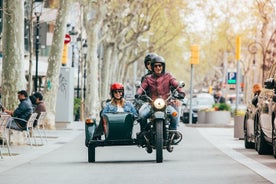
69, 26, 78, 68
76, 34, 82, 98
82, 40, 88, 99
34, 0, 43, 92
248, 41, 264, 83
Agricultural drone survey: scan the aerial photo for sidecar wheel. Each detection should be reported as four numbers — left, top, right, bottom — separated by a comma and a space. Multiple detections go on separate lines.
156, 121, 163, 163
88, 144, 95, 163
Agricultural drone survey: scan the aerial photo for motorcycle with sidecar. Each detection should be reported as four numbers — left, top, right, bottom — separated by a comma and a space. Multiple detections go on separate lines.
85, 82, 185, 163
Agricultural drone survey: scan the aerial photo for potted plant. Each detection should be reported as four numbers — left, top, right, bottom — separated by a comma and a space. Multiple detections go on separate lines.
233, 109, 246, 139
204, 103, 231, 124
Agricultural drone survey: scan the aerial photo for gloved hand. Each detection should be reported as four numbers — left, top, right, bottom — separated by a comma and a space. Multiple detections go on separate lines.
178, 92, 185, 99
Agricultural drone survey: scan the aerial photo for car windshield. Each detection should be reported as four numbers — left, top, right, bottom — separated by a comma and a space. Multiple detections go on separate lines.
188, 97, 214, 107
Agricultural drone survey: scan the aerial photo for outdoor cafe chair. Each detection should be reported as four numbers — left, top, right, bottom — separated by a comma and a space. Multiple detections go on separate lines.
34, 112, 47, 144
12, 113, 38, 147
0, 114, 11, 158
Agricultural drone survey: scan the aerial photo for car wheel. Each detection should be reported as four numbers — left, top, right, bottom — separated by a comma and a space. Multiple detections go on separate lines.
181, 113, 189, 124
255, 121, 270, 155
273, 136, 276, 159
272, 124, 276, 158
244, 113, 254, 149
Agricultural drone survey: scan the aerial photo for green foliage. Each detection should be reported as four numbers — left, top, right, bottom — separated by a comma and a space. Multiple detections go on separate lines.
234, 109, 246, 116
212, 103, 231, 111
74, 98, 81, 115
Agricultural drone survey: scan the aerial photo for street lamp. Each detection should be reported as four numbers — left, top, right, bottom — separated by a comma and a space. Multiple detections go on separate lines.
69, 26, 78, 68
76, 34, 82, 98
248, 41, 264, 83
34, 0, 43, 92
82, 40, 88, 99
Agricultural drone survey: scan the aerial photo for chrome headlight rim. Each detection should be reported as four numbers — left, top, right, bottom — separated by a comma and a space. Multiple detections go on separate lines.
153, 98, 166, 110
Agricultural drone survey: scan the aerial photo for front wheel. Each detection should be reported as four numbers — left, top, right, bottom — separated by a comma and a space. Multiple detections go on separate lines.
156, 120, 163, 163
255, 121, 270, 155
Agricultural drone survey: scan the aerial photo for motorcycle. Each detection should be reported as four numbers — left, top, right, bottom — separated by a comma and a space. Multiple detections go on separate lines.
85, 81, 185, 163
134, 81, 185, 163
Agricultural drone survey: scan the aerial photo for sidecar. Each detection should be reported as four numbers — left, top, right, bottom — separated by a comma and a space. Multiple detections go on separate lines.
85, 112, 137, 163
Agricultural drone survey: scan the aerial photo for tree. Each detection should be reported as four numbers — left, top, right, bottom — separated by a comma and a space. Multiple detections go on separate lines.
1, 0, 26, 144
83, 0, 107, 119
43, 0, 70, 129
2, 0, 25, 109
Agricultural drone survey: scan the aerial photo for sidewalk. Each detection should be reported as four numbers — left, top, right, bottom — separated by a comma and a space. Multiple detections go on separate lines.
196, 124, 276, 184
0, 121, 84, 173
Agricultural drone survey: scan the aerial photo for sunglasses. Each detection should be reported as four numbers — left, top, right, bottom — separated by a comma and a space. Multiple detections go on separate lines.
154, 64, 162, 68
114, 90, 123, 94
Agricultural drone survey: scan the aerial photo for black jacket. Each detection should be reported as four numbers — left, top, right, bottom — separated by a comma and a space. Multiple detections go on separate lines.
13, 98, 33, 128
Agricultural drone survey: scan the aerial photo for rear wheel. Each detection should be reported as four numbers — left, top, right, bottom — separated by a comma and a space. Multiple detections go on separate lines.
156, 120, 163, 163
88, 144, 95, 163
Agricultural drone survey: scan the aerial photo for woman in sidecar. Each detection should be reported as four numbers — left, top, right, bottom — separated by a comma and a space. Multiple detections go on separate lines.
89, 82, 138, 141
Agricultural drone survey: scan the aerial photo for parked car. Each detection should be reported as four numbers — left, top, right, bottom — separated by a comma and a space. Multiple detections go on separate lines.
181, 93, 215, 124
243, 103, 258, 149
254, 70, 276, 157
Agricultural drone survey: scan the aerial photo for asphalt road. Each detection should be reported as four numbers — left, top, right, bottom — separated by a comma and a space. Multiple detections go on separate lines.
0, 123, 273, 184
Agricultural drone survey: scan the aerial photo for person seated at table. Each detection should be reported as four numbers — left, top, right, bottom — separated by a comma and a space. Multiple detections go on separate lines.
31, 92, 46, 127
3, 90, 33, 130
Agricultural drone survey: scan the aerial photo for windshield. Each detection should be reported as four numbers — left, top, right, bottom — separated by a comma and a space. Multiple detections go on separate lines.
188, 97, 214, 106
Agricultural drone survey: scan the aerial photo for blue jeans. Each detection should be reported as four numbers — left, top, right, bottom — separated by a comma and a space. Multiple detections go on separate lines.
138, 103, 179, 130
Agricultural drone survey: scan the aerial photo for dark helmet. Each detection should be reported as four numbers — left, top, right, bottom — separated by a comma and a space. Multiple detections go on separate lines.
110, 82, 124, 98
144, 53, 158, 69
151, 55, 166, 73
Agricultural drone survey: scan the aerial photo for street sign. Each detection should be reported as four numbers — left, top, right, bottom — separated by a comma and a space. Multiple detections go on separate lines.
228, 72, 237, 84
64, 34, 71, 44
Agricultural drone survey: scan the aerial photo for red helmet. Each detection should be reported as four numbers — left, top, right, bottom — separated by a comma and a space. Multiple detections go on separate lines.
110, 82, 124, 98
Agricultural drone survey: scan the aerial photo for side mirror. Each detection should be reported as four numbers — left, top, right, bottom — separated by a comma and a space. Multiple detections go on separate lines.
179, 81, 185, 88
264, 78, 274, 89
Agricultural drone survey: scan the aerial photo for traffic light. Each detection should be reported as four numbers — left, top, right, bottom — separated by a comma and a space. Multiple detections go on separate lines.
236, 36, 241, 60
190, 45, 199, 64
61, 44, 68, 65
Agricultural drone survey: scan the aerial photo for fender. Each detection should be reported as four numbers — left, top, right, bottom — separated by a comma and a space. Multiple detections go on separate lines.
152, 111, 165, 120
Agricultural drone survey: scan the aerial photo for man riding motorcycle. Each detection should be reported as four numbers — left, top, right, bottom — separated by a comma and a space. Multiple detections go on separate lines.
135, 55, 185, 133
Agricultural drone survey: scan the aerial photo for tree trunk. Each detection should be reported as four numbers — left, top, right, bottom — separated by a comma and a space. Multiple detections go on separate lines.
101, 43, 113, 100
43, 0, 70, 129
85, 26, 100, 119
2, 0, 26, 144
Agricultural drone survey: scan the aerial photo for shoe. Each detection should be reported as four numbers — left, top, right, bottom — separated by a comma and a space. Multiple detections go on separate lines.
173, 133, 180, 140
137, 131, 146, 139
146, 147, 153, 153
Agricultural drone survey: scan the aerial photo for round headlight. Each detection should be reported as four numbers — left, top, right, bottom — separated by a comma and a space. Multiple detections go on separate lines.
153, 98, 166, 110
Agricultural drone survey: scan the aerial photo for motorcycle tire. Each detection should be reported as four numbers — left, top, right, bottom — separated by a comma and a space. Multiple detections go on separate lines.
156, 120, 163, 163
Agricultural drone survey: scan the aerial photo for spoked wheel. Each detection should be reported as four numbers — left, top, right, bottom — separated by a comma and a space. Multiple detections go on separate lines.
155, 120, 163, 163
244, 114, 254, 149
